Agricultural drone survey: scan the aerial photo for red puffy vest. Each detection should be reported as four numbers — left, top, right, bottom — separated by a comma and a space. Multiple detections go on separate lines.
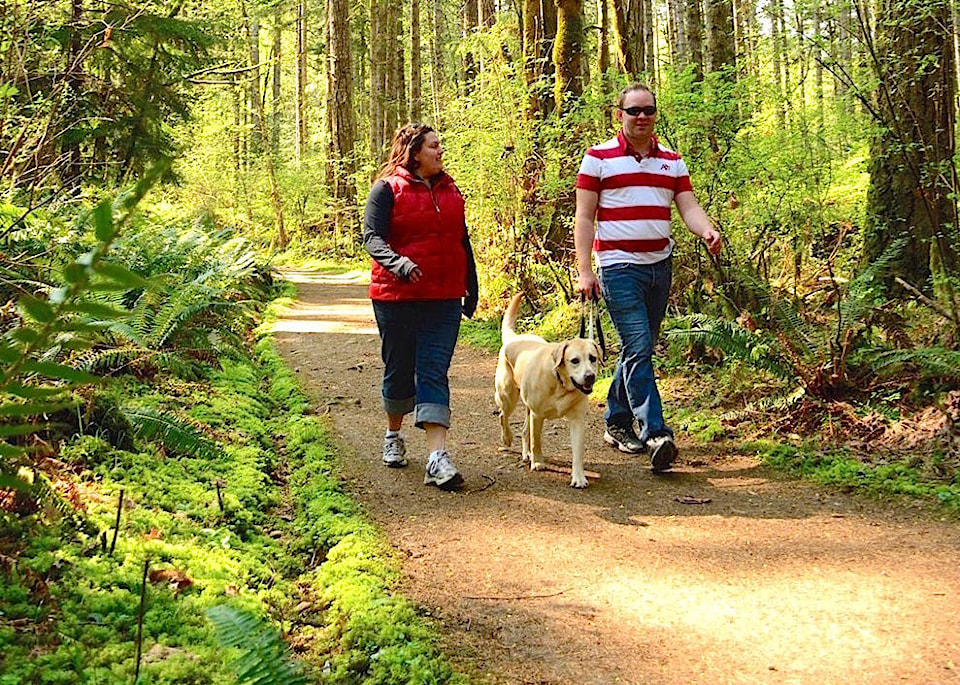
369, 167, 469, 302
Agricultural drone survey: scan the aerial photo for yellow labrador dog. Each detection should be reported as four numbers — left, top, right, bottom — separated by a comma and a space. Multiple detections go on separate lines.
495, 294, 602, 488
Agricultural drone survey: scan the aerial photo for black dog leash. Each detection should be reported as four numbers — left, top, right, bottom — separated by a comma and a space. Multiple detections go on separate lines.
578, 292, 606, 359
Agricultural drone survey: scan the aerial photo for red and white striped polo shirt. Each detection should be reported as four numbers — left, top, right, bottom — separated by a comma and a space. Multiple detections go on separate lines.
576, 131, 693, 266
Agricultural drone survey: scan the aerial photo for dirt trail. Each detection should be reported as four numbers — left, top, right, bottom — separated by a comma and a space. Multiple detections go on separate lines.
272, 270, 960, 685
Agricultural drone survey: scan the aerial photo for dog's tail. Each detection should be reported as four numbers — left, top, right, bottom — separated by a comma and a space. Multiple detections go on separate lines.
501, 293, 523, 343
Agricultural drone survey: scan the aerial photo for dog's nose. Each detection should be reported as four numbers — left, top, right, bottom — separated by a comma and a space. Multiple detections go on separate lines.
584, 373, 596, 386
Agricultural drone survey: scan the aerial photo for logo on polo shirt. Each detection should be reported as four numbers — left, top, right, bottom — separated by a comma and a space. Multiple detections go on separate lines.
661, 163, 669, 171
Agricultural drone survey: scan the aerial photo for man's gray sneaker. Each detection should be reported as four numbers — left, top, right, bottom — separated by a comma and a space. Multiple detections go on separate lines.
603, 423, 644, 454
382, 433, 408, 468
648, 435, 677, 473
424, 449, 463, 490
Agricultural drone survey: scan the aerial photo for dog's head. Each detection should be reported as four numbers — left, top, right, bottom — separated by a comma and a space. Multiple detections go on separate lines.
553, 338, 601, 395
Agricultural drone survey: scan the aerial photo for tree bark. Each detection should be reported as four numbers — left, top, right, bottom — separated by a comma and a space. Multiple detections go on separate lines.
295, 0, 307, 166
598, 0, 609, 75
369, 0, 387, 157
411, 0, 422, 121
327, 0, 356, 235
611, 0, 644, 76
705, 0, 735, 76
481, 0, 496, 27
431, 0, 444, 124
463, 0, 479, 91
683, 0, 704, 80
248, 15, 263, 154
271, 11, 281, 153
554, 0, 583, 114
642, 0, 655, 78
865, 0, 958, 285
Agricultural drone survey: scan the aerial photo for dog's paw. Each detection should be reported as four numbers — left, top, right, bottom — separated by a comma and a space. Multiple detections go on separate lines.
570, 474, 589, 488
530, 461, 547, 471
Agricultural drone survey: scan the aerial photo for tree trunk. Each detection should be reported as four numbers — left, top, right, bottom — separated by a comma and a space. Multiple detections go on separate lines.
523, 0, 543, 117
598, 0, 609, 75
667, 0, 683, 66
683, 0, 704, 80
611, 0, 644, 76
642, 0, 655, 78
271, 12, 281, 153
865, 0, 958, 285
242, 1, 286, 248
541, 0, 558, 115
369, 0, 387, 158
705, 0, 735, 76
770, 0, 785, 126
295, 0, 307, 167
463, 0, 479, 91
248, 16, 262, 154
554, 0, 583, 114
411, 0, 422, 121
64, 0, 84, 184
481, 0, 496, 27
327, 0, 356, 237
431, 0, 444, 124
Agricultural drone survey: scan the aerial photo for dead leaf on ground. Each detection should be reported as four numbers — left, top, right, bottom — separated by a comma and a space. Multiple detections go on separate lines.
148, 568, 193, 594
674, 495, 712, 505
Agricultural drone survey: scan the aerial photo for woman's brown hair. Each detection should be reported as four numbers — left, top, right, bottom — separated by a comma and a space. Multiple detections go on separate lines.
375, 123, 435, 180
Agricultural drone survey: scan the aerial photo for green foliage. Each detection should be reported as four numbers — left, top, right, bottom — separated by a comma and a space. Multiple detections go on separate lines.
207, 605, 309, 685
747, 440, 960, 512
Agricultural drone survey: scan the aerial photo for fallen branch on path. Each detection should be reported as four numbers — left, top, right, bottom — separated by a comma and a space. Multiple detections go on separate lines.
465, 474, 496, 494
463, 588, 568, 601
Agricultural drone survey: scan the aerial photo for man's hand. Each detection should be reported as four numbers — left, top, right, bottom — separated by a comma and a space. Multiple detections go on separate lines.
701, 228, 722, 255
578, 270, 601, 299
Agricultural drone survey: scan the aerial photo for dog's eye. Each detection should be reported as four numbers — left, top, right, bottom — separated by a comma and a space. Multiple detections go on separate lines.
589, 355, 597, 363
570, 357, 580, 365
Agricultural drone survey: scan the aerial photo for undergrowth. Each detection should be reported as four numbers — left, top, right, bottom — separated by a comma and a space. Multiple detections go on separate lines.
0, 304, 464, 684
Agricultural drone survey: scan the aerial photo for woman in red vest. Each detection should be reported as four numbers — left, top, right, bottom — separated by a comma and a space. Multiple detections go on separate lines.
363, 123, 478, 491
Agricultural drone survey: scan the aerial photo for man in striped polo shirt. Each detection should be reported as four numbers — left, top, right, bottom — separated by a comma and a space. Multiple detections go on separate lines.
574, 82, 722, 473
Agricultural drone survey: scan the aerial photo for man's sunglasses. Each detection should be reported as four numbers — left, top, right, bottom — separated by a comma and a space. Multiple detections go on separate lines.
620, 105, 657, 116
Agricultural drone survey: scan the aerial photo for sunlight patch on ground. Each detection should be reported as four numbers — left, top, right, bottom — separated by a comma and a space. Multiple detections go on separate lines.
280, 269, 370, 285
270, 319, 379, 335
270, 299, 379, 335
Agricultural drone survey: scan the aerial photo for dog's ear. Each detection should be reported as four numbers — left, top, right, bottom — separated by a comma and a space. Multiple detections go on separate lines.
593, 340, 604, 364
552, 342, 568, 371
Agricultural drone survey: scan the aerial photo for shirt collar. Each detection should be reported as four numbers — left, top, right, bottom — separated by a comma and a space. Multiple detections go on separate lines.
617, 130, 661, 160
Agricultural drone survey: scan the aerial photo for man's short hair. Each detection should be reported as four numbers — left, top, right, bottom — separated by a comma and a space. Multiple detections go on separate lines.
617, 83, 657, 109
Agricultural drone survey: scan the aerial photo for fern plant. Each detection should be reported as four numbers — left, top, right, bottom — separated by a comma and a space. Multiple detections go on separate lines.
668, 238, 909, 400
206, 605, 309, 685
1, 164, 167, 502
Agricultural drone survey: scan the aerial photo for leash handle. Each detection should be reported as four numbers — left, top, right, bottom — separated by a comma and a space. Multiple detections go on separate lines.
579, 292, 607, 360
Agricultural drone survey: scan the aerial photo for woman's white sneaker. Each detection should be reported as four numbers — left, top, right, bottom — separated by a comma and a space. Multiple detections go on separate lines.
382, 433, 408, 468
424, 449, 463, 490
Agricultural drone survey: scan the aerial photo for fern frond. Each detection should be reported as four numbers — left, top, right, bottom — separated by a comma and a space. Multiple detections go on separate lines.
668, 315, 799, 383
840, 237, 908, 327
122, 406, 220, 460
206, 605, 309, 685
868, 346, 960, 381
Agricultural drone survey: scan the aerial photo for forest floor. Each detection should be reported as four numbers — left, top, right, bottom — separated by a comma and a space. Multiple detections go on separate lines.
272, 269, 960, 685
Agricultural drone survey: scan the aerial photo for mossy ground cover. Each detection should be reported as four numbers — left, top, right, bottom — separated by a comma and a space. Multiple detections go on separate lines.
1, 301, 464, 684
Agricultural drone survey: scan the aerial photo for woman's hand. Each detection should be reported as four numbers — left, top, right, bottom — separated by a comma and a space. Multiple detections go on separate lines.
408, 266, 423, 283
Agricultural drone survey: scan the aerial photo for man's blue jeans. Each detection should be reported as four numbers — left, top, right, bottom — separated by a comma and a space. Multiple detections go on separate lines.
372, 299, 461, 429
599, 259, 674, 443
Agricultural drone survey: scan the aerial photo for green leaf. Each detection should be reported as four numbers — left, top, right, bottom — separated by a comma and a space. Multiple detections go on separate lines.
2, 383, 69, 400
64, 301, 130, 319
20, 361, 99, 384
94, 262, 148, 288
0, 423, 47, 438
94, 200, 115, 242
0, 470, 31, 490
0, 400, 78, 417
20, 294, 55, 323
63, 263, 89, 284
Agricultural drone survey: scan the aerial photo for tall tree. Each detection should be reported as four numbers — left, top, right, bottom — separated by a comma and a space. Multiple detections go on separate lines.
295, 0, 307, 166
369, 0, 387, 156
642, 0, 655, 78
271, 11, 281, 152
410, 0, 422, 121
463, 0, 479, 91
598, 0, 609, 75
612, 0, 645, 76
705, 0, 735, 75
327, 0, 356, 231
864, 0, 958, 285
248, 15, 263, 153
430, 0, 444, 123
554, 0, 584, 114
683, 0, 704, 79
480, 0, 495, 27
